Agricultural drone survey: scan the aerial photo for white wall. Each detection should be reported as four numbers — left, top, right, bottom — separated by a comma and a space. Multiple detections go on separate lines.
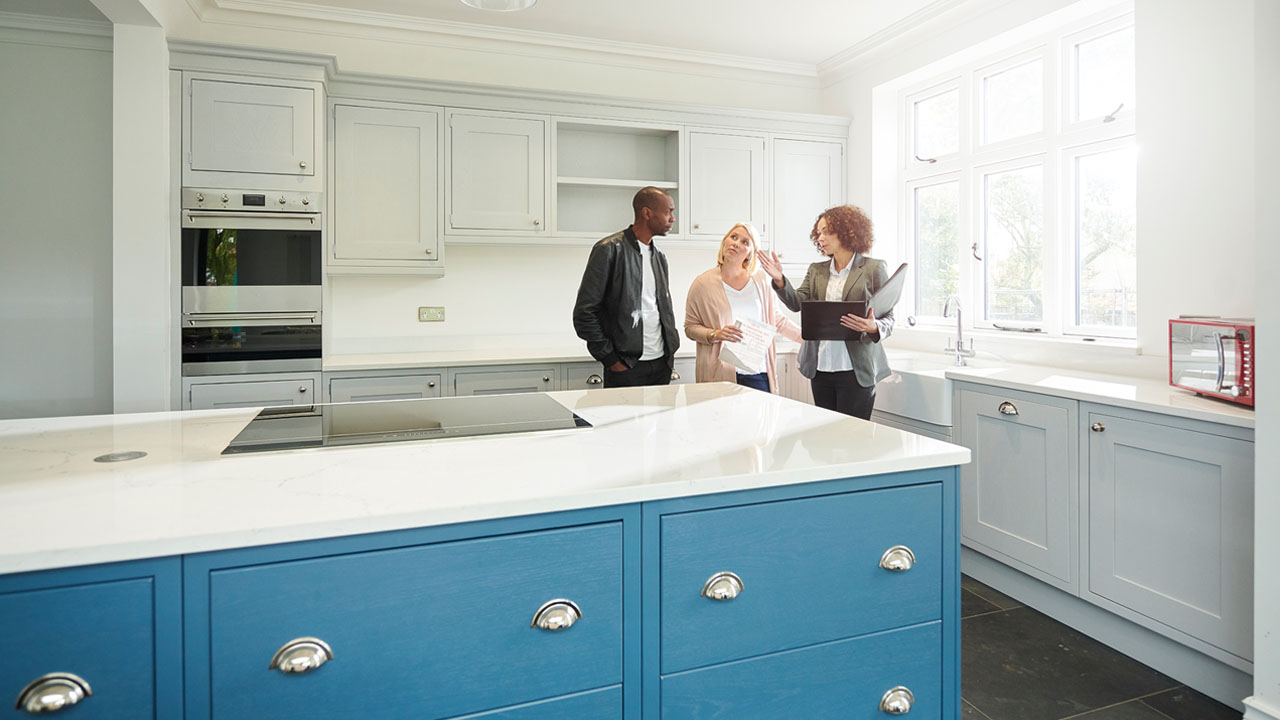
0, 29, 113, 419
823, 0, 1258, 372
1247, 1, 1278, 716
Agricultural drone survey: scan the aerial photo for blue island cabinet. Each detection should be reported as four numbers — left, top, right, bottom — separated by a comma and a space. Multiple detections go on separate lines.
1, 466, 958, 719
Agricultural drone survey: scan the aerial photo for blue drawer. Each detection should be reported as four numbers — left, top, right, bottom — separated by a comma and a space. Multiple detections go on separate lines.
661, 621, 943, 719
660, 483, 942, 672
206, 523, 622, 719
447, 685, 620, 718
0, 579, 157, 719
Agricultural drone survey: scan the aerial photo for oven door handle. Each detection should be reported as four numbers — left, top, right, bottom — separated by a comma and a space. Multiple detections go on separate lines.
184, 312, 320, 327
1213, 331, 1227, 392
183, 211, 318, 229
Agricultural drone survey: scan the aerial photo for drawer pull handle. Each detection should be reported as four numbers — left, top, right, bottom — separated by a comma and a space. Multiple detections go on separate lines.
998, 401, 1018, 415
1091, 422, 1105, 432
671, 371, 681, 381
701, 571, 744, 601
269, 637, 334, 674
879, 545, 916, 572
531, 599, 581, 631
586, 374, 603, 385
14, 673, 91, 714
879, 685, 915, 714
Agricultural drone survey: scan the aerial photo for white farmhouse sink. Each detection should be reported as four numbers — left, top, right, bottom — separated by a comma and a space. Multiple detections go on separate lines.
876, 351, 988, 427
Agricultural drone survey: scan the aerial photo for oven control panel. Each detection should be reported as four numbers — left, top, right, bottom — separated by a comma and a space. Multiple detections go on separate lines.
182, 187, 320, 213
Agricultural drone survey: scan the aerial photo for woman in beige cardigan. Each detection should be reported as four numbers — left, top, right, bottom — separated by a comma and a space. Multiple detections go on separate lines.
684, 223, 802, 392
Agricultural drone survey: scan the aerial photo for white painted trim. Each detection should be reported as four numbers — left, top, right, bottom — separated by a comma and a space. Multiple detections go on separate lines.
1245, 697, 1280, 720
0, 11, 111, 52
0, 10, 111, 36
189, 0, 818, 85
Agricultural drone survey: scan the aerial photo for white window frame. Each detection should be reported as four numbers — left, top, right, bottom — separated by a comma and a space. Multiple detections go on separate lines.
896, 7, 1135, 340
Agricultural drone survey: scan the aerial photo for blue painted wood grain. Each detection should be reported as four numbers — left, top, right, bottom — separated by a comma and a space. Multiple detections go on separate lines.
445, 685, 621, 718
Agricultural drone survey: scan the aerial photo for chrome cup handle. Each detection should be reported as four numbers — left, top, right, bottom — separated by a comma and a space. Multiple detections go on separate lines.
879, 685, 915, 714
14, 673, 92, 714
586, 374, 603, 385
701, 571, 744, 601
531, 599, 581, 631
879, 545, 916, 572
269, 637, 334, 674
998, 401, 1018, 415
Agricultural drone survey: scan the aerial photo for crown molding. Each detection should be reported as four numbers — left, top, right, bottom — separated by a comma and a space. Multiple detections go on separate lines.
0, 11, 112, 51
193, 0, 819, 86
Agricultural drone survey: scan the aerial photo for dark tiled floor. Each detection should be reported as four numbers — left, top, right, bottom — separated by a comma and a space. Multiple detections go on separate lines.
960, 574, 1242, 720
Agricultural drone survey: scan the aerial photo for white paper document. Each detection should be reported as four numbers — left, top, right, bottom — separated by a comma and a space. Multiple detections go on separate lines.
718, 318, 777, 375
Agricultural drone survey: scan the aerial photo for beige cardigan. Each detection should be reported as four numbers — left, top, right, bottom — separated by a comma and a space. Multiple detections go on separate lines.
684, 268, 803, 393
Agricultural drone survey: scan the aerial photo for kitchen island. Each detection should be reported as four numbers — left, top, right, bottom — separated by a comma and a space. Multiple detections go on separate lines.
0, 383, 968, 719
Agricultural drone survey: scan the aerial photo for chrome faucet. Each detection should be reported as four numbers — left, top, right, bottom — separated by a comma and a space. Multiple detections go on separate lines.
942, 296, 975, 366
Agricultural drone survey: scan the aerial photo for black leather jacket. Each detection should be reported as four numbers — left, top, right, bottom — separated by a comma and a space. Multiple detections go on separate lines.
573, 227, 680, 370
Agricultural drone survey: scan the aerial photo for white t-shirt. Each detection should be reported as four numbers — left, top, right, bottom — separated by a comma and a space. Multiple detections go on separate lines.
637, 240, 665, 361
723, 279, 764, 375
816, 258, 855, 373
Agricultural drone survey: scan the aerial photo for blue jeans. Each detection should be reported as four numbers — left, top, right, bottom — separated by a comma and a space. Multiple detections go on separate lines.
736, 372, 770, 392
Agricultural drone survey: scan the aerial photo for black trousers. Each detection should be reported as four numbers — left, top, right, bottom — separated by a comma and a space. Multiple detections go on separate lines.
810, 369, 876, 420
603, 358, 672, 388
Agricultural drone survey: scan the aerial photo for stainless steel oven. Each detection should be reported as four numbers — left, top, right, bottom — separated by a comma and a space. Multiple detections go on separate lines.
180, 188, 323, 376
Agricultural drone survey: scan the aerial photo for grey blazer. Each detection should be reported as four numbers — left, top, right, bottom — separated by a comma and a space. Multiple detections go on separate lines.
772, 254, 895, 387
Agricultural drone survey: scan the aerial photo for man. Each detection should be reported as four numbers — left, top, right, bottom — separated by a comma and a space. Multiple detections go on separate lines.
573, 187, 680, 388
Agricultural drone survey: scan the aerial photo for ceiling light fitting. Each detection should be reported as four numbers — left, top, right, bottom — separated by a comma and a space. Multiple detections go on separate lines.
460, 0, 537, 10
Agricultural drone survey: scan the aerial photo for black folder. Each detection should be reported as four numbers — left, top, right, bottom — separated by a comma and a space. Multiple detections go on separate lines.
799, 263, 908, 341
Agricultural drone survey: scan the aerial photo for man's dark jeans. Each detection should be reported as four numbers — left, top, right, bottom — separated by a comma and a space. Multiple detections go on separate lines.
602, 358, 672, 388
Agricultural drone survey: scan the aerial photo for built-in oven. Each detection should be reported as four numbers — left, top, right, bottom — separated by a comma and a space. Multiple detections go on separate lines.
180, 188, 323, 376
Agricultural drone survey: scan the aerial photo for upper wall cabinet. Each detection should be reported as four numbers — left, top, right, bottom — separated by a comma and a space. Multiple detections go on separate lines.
330, 102, 443, 275
446, 110, 548, 235
687, 131, 766, 239
772, 138, 843, 267
552, 119, 680, 238
183, 73, 323, 192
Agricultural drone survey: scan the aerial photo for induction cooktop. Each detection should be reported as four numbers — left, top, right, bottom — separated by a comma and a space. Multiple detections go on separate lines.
222, 393, 592, 455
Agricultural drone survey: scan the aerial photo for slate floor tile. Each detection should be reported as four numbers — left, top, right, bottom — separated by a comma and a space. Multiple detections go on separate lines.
963, 588, 1002, 618
1141, 686, 1242, 720
962, 697, 996, 719
1065, 699, 1173, 719
961, 606, 1178, 720
962, 573, 1023, 610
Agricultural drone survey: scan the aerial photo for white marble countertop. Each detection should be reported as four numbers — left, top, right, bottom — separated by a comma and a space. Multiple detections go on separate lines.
942, 362, 1254, 429
0, 383, 968, 575
325, 336, 695, 372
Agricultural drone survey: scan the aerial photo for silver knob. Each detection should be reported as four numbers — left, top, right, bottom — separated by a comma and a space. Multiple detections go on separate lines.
531, 599, 581, 631
298, 386, 307, 393
14, 673, 92, 713
299, 160, 307, 169
879, 686, 915, 714
533, 219, 541, 226
425, 249, 433, 255
701, 571, 744, 601
279, 196, 287, 205
1229, 385, 1241, 397
269, 637, 333, 674
879, 545, 916, 572
196, 193, 205, 202
543, 376, 550, 382
671, 371, 681, 381
693, 223, 700, 230
1090, 422, 1105, 432
302, 197, 310, 205
586, 374, 603, 385
998, 401, 1018, 416
221, 194, 229, 203
428, 381, 436, 388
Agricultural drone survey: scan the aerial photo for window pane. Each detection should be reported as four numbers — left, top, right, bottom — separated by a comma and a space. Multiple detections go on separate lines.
1075, 26, 1135, 122
914, 89, 959, 159
914, 181, 961, 316
983, 59, 1042, 144
984, 166, 1043, 322
1076, 146, 1137, 329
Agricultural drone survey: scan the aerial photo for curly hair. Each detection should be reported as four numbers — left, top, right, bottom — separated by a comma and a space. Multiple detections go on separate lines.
810, 205, 873, 256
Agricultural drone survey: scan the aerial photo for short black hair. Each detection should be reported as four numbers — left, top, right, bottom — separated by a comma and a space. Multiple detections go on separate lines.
633, 186, 670, 218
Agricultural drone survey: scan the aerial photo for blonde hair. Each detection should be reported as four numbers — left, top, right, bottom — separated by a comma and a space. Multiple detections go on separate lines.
716, 223, 759, 274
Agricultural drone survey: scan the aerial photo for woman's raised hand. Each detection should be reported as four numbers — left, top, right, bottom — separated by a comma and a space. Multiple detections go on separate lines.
756, 250, 784, 285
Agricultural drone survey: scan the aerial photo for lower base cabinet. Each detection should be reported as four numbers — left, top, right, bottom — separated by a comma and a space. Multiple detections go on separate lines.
4, 468, 959, 719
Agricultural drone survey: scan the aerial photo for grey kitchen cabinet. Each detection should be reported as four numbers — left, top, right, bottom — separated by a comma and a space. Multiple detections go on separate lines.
328, 373, 442, 403
183, 373, 321, 411
562, 361, 606, 391
449, 364, 560, 396
670, 356, 695, 385
771, 138, 842, 268
1083, 403, 1254, 661
956, 383, 1078, 592
446, 110, 548, 234
687, 131, 766, 238
183, 73, 322, 191
331, 102, 443, 273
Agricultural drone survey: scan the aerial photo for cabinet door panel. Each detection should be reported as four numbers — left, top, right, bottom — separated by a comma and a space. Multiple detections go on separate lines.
334, 105, 440, 262
449, 113, 545, 232
688, 132, 765, 236
958, 387, 1075, 589
329, 374, 442, 403
1087, 413, 1254, 658
190, 79, 315, 176
772, 139, 841, 265
451, 367, 559, 396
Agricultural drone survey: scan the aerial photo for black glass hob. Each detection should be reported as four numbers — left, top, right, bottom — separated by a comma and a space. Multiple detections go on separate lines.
222, 393, 592, 455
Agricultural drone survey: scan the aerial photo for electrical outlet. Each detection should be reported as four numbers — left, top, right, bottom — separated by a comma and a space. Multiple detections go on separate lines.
418, 306, 445, 322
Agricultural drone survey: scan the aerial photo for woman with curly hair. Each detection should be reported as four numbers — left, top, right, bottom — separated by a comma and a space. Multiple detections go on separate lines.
756, 204, 894, 419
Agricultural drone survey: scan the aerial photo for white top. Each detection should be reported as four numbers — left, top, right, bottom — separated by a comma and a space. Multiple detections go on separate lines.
0, 384, 968, 575
637, 240, 664, 361
723, 279, 764, 375
817, 258, 854, 373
